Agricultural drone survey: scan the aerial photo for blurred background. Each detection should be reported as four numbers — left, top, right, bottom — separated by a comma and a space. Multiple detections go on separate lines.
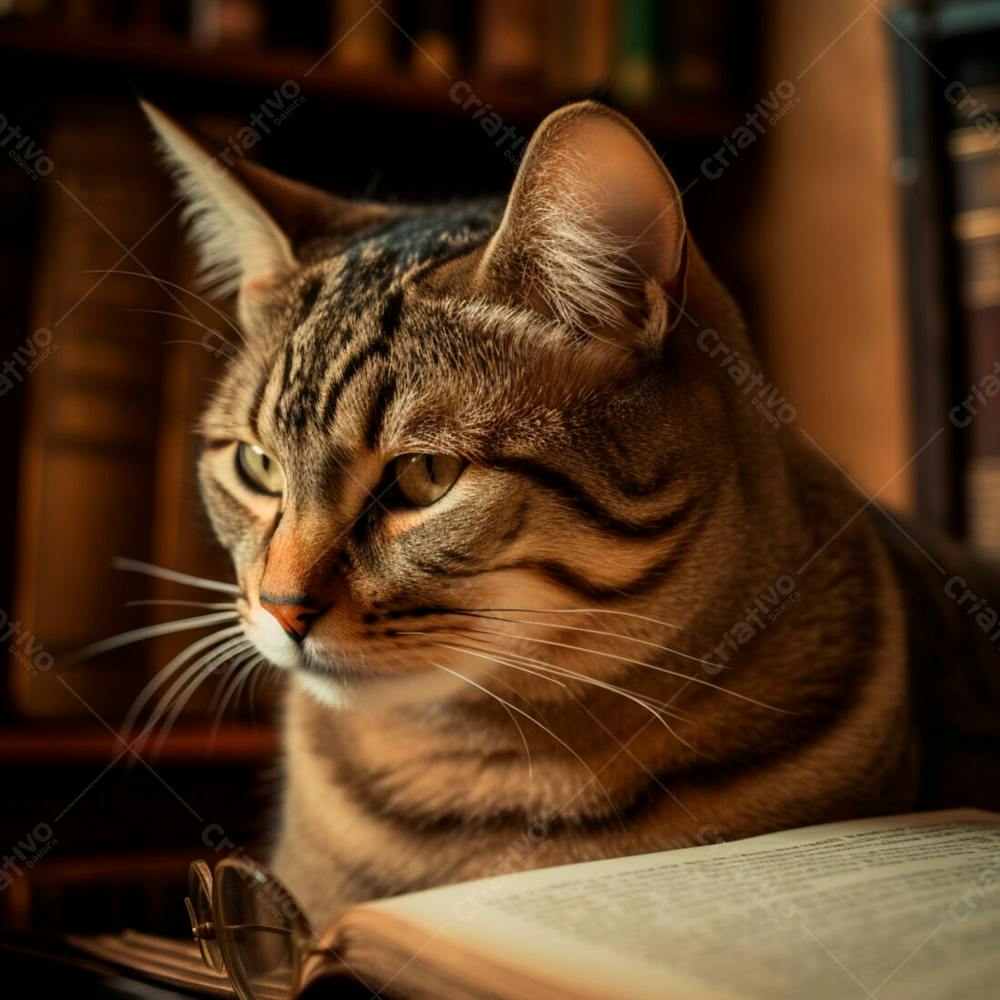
0, 0, 996, 939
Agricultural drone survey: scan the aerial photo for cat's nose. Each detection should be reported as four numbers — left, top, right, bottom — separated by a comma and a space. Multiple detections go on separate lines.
259, 596, 325, 643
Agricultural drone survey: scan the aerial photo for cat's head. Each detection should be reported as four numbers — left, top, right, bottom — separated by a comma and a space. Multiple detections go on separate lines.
145, 100, 740, 710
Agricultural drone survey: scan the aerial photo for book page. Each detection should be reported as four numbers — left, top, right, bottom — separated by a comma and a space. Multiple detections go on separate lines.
362, 809, 1000, 999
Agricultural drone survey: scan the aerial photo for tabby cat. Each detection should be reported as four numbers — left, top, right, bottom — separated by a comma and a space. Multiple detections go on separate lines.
143, 100, 1000, 928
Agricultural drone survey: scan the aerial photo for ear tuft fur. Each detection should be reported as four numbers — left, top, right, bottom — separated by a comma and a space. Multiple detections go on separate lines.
478, 101, 688, 349
140, 101, 295, 300
521, 147, 643, 334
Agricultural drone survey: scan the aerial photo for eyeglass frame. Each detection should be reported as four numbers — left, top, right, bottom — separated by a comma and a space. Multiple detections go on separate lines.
184, 856, 333, 999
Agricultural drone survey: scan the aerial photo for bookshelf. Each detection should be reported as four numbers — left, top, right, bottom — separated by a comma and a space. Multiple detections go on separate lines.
0, 0, 760, 934
0, 721, 276, 765
0, 20, 741, 143
0, 2, 756, 722
0, 720, 279, 934
889, 1, 1000, 545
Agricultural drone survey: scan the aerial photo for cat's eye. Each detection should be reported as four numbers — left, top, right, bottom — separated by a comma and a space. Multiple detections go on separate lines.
236, 443, 284, 496
392, 454, 464, 507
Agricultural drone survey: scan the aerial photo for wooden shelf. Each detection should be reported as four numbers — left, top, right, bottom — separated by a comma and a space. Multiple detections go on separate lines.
0, 21, 739, 141
0, 722, 276, 765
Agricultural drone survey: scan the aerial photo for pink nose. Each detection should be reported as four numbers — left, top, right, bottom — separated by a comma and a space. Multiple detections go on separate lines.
259, 598, 324, 642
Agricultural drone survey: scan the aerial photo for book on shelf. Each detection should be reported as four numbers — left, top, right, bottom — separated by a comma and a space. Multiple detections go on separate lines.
189, 0, 263, 47
329, 0, 394, 73
134, 110, 279, 725
401, 0, 471, 82
666, 0, 731, 98
70, 808, 1000, 998
264, 0, 328, 54
0, 127, 39, 717
1, 0, 747, 108
543, 0, 613, 97
7, 104, 263, 724
612, 0, 662, 103
949, 99, 1000, 560
145, 114, 251, 721
9, 102, 175, 719
476, 0, 543, 85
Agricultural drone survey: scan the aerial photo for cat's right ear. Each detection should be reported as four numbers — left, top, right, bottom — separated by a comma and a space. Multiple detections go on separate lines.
141, 102, 389, 331
475, 101, 689, 354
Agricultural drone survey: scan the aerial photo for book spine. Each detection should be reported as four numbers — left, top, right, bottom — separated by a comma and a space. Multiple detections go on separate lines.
613, 0, 659, 103
665, 0, 730, 98
575, 0, 613, 92
476, 0, 543, 85
544, 0, 612, 96
146, 236, 230, 720
329, 0, 394, 72
407, 0, 462, 82
0, 125, 39, 719
950, 117, 1000, 559
264, 0, 328, 53
189, 0, 264, 47
9, 103, 173, 718
145, 114, 254, 723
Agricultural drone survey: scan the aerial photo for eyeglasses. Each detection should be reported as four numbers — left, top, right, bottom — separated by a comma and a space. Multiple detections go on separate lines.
184, 857, 336, 999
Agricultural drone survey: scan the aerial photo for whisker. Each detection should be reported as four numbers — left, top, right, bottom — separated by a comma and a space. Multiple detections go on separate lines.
461, 625, 794, 714
126, 599, 235, 611
232, 661, 261, 714
456, 611, 725, 672
245, 657, 272, 722
71, 611, 238, 664
464, 606, 683, 631
229, 653, 261, 715
428, 659, 536, 784
436, 636, 689, 723
208, 654, 264, 753
150, 636, 252, 752
121, 626, 244, 739
211, 662, 258, 745
113, 557, 242, 595
485, 648, 690, 720
208, 647, 260, 712
449, 641, 701, 755
429, 660, 625, 827
392, 626, 685, 722
139, 632, 248, 753
161, 338, 232, 351
126, 306, 238, 348
433, 642, 567, 688
83, 269, 246, 341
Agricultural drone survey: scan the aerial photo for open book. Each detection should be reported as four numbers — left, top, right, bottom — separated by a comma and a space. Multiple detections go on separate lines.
72, 808, 1000, 999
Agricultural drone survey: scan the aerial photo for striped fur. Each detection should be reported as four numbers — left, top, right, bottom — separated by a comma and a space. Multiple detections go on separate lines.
146, 101, 1000, 928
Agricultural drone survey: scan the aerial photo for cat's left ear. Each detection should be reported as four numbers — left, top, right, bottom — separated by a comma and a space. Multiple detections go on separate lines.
476, 101, 688, 351
141, 101, 390, 330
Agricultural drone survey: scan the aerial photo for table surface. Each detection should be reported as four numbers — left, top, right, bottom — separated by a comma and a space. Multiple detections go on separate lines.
0, 929, 202, 998
0, 929, 376, 998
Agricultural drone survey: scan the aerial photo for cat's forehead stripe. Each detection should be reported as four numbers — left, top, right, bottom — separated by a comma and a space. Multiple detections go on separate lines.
365, 373, 398, 449
258, 205, 500, 441
317, 327, 391, 432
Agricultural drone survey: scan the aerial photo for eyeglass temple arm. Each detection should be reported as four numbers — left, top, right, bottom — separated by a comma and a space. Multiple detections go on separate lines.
220, 923, 294, 935
185, 897, 217, 942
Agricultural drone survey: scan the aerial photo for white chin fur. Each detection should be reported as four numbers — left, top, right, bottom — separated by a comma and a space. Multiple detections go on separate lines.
296, 671, 349, 708
294, 665, 471, 712
249, 609, 301, 670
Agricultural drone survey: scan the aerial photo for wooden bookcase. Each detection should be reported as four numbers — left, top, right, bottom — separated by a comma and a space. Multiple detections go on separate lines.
0, 10, 752, 722
0, 722, 278, 934
0, 4, 757, 933
889, 0, 1000, 536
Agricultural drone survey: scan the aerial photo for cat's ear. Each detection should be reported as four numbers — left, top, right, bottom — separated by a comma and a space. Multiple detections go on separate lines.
476, 101, 688, 350
140, 101, 388, 329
